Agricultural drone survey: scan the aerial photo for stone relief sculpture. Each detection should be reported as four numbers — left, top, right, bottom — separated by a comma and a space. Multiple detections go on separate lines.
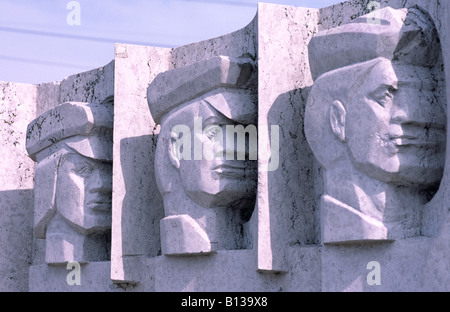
0, 1, 447, 293
147, 55, 258, 255
305, 7, 447, 244
26, 101, 114, 264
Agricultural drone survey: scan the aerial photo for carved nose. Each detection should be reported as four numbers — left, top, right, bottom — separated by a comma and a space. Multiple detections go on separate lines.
88, 166, 112, 194
224, 135, 250, 161
224, 126, 257, 161
390, 89, 445, 128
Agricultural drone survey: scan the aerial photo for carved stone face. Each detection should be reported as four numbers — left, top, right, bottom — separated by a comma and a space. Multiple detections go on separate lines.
344, 58, 446, 186
168, 93, 257, 210
181, 102, 256, 209
55, 152, 112, 232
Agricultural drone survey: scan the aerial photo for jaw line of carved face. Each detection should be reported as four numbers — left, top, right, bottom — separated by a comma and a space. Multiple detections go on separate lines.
57, 211, 112, 236
347, 146, 445, 189
184, 181, 257, 209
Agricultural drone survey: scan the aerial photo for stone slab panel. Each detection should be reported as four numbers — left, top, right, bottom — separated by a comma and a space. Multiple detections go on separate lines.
0, 82, 36, 291
0, 190, 33, 292
257, 3, 320, 273
112, 15, 259, 283
29, 262, 123, 292
322, 238, 433, 292
154, 247, 321, 292
59, 61, 115, 105
111, 44, 170, 283
0, 82, 36, 191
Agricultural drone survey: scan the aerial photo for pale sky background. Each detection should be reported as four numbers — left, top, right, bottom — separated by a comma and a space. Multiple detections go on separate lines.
0, 0, 343, 84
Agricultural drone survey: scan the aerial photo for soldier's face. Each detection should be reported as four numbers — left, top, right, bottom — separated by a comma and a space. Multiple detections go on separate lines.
56, 153, 112, 233
345, 59, 446, 186
177, 101, 257, 209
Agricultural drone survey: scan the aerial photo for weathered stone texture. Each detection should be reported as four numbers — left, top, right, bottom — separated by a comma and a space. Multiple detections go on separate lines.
1, 0, 449, 292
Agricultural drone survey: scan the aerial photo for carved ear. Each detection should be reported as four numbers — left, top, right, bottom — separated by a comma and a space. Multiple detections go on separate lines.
168, 133, 181, 169
330, 100, 346, 142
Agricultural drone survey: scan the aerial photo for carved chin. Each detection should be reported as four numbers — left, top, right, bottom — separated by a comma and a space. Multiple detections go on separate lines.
352, 156, 444, 187
390, 165, 444, 187
186, 186, 256, 209
63, 214, 112, 235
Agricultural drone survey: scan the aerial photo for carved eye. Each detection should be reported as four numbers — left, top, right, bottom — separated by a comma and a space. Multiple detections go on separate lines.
73, 163, 93, 176
204, 125, 222, 141
206, 130, 217, 140
372, 87, 395, 107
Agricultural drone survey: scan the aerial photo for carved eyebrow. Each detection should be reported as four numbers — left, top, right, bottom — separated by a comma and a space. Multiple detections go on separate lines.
61, 152, 82, 163
397, 80, 437, 91
370, 84, 397, 96
203, 116, 224, 127
63, 153, 98, 167
72, 157, 94, 167
202, 99, 234, 126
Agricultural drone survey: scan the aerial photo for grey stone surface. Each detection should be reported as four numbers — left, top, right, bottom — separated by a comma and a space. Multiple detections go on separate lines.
112, 15, 258, 282
0, 82, 35, 292
29, 262, 128, 292
306, 8, 447, 242
256, 2, 320, 273
0, 83, 36, 191
313, 0, 450, 291
0, 0, 449, 292
154, 247, 321, 292
26, 102, 114, 265
35, 61, 114, 117
322, 238, 432, 292
111, 44, 170, 283
148, 55, 257, 256
321, 6, 442, 236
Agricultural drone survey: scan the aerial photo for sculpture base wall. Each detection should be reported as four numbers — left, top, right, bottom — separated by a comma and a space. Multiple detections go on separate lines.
29, 238, 444, 292
30, 249, 321, 292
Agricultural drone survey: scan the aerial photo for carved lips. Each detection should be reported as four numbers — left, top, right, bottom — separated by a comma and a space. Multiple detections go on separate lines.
86, 197, 112, 213
388, 126, 446, 151
212, 163, 257, 180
